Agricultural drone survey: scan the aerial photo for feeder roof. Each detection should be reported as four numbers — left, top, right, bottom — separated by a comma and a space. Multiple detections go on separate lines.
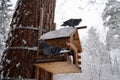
40, 27, 76, 40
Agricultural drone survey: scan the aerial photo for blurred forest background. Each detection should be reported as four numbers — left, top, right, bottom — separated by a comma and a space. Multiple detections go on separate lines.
0, 0, 120, 80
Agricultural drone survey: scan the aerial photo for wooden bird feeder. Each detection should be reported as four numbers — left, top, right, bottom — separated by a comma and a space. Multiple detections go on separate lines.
35, 27, 86, 74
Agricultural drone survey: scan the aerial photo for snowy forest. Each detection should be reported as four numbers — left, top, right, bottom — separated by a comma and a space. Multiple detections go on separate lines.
0, 0, 120, 80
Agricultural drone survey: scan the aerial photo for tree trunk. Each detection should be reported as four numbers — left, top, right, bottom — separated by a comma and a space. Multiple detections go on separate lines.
0, 0, 56, 79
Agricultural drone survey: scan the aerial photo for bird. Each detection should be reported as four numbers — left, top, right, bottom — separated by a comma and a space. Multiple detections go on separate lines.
39, 39, 70, 55
61, 18, 82, 27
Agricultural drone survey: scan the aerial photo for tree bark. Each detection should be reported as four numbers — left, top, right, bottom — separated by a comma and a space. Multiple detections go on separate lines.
1, 0, 56, 79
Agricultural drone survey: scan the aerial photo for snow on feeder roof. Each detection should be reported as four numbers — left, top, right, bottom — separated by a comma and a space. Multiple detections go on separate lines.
40, 27, 76, 40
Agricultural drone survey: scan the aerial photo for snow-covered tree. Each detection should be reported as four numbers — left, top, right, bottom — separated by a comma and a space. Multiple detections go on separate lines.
103, 0, 120, 49
0, 0, 12, 58
102, 0, 120, 79
80, 27, 113, 80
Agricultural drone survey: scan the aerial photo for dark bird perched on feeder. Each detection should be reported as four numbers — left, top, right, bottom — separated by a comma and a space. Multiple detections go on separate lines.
61, 18, 82, 27
39, 39, 70, 55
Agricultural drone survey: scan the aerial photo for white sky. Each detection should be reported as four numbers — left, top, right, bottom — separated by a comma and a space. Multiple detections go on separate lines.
11, 0, 17, 8
11, 0, 107, 41
55, 0, 107, 42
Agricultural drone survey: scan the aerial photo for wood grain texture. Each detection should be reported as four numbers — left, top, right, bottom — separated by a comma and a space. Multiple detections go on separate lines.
35, 62, 81, 74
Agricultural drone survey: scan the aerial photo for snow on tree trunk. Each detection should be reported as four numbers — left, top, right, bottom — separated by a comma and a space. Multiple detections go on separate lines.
0, 0, 56, 79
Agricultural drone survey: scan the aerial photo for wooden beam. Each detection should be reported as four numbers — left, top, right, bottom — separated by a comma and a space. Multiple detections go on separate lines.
76, 26, 87, 30
38, 8, 44, 40
37, 8, 44, 57
36, 8, 44, 80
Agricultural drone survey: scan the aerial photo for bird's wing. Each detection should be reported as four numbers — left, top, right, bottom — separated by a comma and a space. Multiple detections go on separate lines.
43, 48, 50, 55
49, 46, 61, 54
43, 46, 61, 55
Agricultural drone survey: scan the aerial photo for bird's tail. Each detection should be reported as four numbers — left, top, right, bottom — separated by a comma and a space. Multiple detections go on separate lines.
59, 49, 73, 56
59, 48, 71, 54
61, 24, 67, 26
59, 49, 70, 53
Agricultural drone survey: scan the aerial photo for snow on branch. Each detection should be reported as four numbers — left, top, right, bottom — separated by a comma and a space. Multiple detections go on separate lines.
10, 26, 46, 32
4, 46, 37, 51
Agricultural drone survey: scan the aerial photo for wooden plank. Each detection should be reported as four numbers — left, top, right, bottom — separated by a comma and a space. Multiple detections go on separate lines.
35, 55, 66, 63
73, 31, 82, 53
35, 62, 81, 74
45, 38, 70, 48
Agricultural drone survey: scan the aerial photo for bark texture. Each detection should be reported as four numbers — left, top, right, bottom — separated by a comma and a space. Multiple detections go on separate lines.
0, 0, 56, 79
